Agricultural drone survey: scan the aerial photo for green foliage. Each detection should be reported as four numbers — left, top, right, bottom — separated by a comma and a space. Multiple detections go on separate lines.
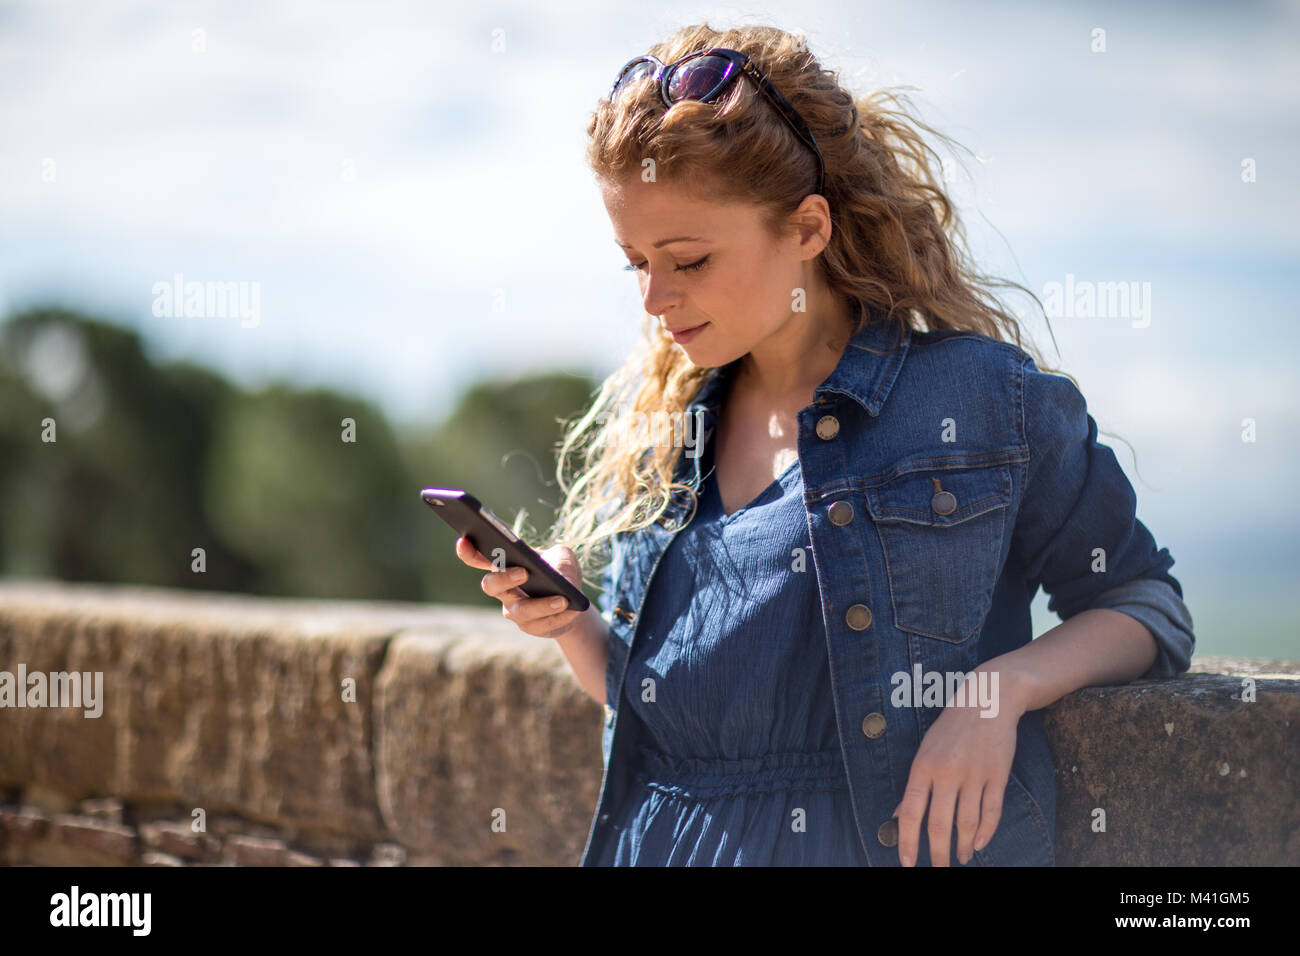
407, 372, 599, 605
0, 308, 252, 588
0, 306, 600, 606
204, 384, 421, 599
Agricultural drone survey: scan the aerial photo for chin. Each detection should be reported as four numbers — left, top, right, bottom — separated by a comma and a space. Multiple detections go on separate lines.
675, 343, 714, 367
678, 344, 741, 372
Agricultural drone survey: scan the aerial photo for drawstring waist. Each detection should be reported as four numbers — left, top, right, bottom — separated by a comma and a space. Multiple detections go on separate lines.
634, 742, 851, 799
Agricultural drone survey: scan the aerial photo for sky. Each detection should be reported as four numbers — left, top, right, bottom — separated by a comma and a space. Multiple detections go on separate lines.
1, 0, 1297, 657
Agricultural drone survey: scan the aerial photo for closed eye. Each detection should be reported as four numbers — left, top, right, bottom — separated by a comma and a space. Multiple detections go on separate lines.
623, 255, 710, 274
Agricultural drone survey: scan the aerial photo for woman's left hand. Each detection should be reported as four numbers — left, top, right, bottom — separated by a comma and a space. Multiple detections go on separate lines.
893, 671, 1024, 866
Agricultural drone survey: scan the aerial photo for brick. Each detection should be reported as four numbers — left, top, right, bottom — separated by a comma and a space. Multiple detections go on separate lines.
226, 834, 288, 866
79, 797, 124, 823
0, 806, 50, 842
49, 814, 137, 862
141, 852, 185, 866
140, 821, 220, 861
284, 850, 325, 866
25, 837, 129, 866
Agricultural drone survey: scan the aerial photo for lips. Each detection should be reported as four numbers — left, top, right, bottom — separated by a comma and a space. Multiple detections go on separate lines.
667, 322, 707, 345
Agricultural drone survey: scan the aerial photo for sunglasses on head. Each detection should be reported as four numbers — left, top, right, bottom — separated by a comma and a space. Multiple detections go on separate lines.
608, 47, 826, 198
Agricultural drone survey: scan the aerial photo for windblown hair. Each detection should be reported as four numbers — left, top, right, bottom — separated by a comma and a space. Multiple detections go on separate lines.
541, 21, 1066, 585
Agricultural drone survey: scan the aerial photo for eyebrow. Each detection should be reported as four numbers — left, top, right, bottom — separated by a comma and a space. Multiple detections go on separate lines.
615, 236, 708, 249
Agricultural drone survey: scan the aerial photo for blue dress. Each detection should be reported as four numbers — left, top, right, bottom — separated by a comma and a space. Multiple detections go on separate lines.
596, 432, 873, 866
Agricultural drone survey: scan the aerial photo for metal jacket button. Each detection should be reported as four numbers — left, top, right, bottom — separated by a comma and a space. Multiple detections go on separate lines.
877, 818, 899, 847
815, 415, 840, 440
861, 712, 887, 738
828, 500, 854, 525
930, 477, 957, 516
845, 604, 873, 630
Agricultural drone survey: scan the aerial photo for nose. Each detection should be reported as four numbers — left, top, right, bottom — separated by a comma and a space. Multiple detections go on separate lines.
639, 268, 683, 318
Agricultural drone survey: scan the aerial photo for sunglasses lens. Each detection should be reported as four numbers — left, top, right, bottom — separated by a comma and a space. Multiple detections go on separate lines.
613, 60, 657, 99
667, 55, 734, 102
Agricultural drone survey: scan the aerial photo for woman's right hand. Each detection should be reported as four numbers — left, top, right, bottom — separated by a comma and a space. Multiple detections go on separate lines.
454, 536, 587, 639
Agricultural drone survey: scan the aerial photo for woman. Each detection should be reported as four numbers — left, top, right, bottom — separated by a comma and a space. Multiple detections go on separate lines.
455, 22, 1194, 866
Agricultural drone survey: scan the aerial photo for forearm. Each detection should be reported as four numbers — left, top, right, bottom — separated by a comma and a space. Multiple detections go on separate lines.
979, 608, 1160, 717
554, 606, 611, 707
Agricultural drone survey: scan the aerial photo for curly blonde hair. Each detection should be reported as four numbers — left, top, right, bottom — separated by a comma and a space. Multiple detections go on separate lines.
541, 21, 1066, 586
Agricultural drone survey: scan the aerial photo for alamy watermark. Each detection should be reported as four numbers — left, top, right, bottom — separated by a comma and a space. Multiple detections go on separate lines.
151, 273, 260, 328
50, 885, 150, 935
890, 665, 1000, 718
0, 665, 103, 717
1041, 273, 1151, 328
592, 407, 706, 458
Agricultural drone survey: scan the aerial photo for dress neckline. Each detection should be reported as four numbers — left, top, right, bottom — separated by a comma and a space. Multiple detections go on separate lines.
702, 439, 801, 523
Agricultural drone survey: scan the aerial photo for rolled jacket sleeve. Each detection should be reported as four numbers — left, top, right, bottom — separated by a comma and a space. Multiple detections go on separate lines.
1011, 354, 1195, 678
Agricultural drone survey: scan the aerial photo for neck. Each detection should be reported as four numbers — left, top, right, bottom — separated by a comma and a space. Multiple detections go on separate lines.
735, 289, 856, 400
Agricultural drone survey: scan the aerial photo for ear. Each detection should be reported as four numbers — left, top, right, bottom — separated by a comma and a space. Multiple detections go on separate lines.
786, 193, 832, 260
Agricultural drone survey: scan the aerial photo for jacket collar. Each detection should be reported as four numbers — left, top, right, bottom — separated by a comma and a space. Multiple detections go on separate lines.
684, 301, 911, 420
665, 303, 911, 506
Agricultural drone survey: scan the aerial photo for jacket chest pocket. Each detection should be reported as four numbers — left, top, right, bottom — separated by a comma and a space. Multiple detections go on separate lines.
865, 464, 1012, 643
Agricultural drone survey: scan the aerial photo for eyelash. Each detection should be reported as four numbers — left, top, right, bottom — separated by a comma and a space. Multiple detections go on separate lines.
623, 255, 710, 274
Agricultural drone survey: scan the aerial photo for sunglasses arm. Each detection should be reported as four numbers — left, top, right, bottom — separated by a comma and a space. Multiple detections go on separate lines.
740, 61, 827, 196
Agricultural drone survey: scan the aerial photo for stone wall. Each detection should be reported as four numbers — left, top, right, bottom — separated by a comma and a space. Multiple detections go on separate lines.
0, 580, 1295, 866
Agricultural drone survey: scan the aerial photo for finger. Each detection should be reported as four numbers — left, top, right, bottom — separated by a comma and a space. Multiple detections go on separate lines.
504, 592, 573, 624
505, 594, 581, 632
954, 779, 984, 865
895, 777, 931, 868
456, 536, 492, 569
972, 773, 1007, 855
522, 606, 583, 637
481, 565, 530, 600
460, 537, 515, 576
926, 777, 958, 868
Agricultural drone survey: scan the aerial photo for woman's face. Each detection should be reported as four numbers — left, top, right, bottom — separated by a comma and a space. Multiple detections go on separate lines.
601, 173, 823, 369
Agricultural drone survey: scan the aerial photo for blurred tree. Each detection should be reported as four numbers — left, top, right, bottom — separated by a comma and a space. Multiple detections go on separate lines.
0, 306, 604, 607
0, 307, 256, 590
204, 384, 423, 599
404, 372, 600, 606
0, 334, 46, 574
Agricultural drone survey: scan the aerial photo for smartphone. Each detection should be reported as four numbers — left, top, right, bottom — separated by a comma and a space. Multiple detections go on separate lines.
421, 487, 590, 612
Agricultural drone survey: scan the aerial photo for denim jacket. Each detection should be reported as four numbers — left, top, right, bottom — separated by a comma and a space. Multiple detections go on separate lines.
580, 309, 1194, 866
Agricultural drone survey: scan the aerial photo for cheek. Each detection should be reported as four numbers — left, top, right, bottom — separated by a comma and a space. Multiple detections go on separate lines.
718, 254, 772, 293
734, 254, 800, 311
